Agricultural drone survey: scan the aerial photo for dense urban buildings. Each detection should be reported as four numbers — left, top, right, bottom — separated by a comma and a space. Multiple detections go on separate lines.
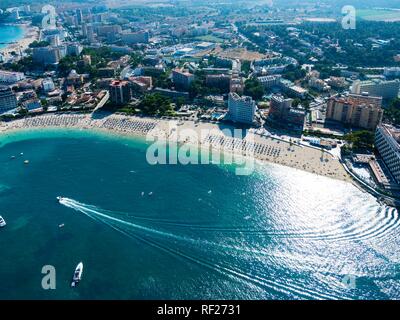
2, 0, 400, 302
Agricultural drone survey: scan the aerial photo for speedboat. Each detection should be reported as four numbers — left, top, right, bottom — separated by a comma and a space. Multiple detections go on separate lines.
0, 216, 6, 227
57, 196, 64, 203
71, 262, 83, 287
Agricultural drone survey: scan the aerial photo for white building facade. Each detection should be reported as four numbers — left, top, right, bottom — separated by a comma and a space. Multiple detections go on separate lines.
375, 125, 400, 184
228, 93, 256, 124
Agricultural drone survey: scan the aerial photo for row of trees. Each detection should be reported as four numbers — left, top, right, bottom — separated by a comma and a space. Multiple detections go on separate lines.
344, 131, 375, 152
383, 98, 400, 126
138, 93, 174, 116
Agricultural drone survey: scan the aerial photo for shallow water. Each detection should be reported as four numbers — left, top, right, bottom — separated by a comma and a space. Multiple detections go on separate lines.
0, 25, 24, 49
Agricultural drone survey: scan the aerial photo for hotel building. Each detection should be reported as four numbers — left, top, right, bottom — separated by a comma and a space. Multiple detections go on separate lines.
227, 93, 256, 124
326, 94, 383, 130
269, 94, 306, 128
109, 80, 132, 105
121, 31, 149, 45
172, 69, 195, 91
269, 95, 293, 119
258, 75, 282, 89
0, 70, 25, 84
375, 125, 400, 184
32, 46, 66, 66
351, 79, 400, 100
0, 85, 18, 113
205, 74, 231, 93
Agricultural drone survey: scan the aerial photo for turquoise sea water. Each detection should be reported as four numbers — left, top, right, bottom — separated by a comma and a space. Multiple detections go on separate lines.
0, 24, 24, 49
1, 128, 400, 300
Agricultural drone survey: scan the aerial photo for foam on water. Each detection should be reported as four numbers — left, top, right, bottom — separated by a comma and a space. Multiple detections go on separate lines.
60, 197, 354, 300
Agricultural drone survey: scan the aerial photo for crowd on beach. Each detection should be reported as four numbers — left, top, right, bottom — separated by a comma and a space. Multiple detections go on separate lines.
0, 113, 351, 182
203, 134, 282, 159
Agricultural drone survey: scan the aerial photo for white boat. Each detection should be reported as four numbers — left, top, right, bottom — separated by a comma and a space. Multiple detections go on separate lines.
57, 196, 64, 203
0, 216, 6, 227
71, 262, 83, 287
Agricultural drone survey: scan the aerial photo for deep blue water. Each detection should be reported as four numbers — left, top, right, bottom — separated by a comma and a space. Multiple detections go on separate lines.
0, 129, 400, 300
0, 25, 24, 49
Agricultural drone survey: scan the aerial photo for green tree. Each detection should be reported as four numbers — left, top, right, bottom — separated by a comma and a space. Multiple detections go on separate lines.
384, 98, 400, 126
130, 52, 143, 68
139, 94, 173, 116
344, 130, 375, 151
244, 78, 264, 100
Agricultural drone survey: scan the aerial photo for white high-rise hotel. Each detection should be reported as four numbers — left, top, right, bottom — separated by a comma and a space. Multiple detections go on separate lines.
351, 79, 400, 100
375, 125, 400, 184
228, 93, 256, 124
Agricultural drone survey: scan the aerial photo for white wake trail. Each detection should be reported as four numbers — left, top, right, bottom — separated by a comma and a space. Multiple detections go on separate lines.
58, 197, 352, 300
59, 197, 262, 255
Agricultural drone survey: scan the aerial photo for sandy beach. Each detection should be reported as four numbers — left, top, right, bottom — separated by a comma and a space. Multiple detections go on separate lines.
0, 113, 352, 182
0, 24, 39, 59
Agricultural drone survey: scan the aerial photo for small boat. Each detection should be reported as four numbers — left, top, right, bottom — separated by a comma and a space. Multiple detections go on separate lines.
141, 192, 145, 196
57, 196, 64, 203
24, 160, 29, 164
0, 216, 6, 227
71, 262, 83, 287
59, 223, 65, 228
148, 192, 153, 196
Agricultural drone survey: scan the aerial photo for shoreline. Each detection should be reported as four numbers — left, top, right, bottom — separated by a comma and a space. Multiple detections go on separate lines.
0, 113, 353, 183
0, 23, 39, 59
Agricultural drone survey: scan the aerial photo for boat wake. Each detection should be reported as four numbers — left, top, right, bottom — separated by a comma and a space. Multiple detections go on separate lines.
58, 197, 362, 300
58, 197, 400, 243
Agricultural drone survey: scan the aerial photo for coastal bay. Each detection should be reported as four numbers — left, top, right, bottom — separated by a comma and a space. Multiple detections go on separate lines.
0, 126, 399, 299
0, 23, 39, 60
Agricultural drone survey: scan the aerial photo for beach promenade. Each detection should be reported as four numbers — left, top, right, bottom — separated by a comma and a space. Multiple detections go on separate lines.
0, 113, 351, 182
